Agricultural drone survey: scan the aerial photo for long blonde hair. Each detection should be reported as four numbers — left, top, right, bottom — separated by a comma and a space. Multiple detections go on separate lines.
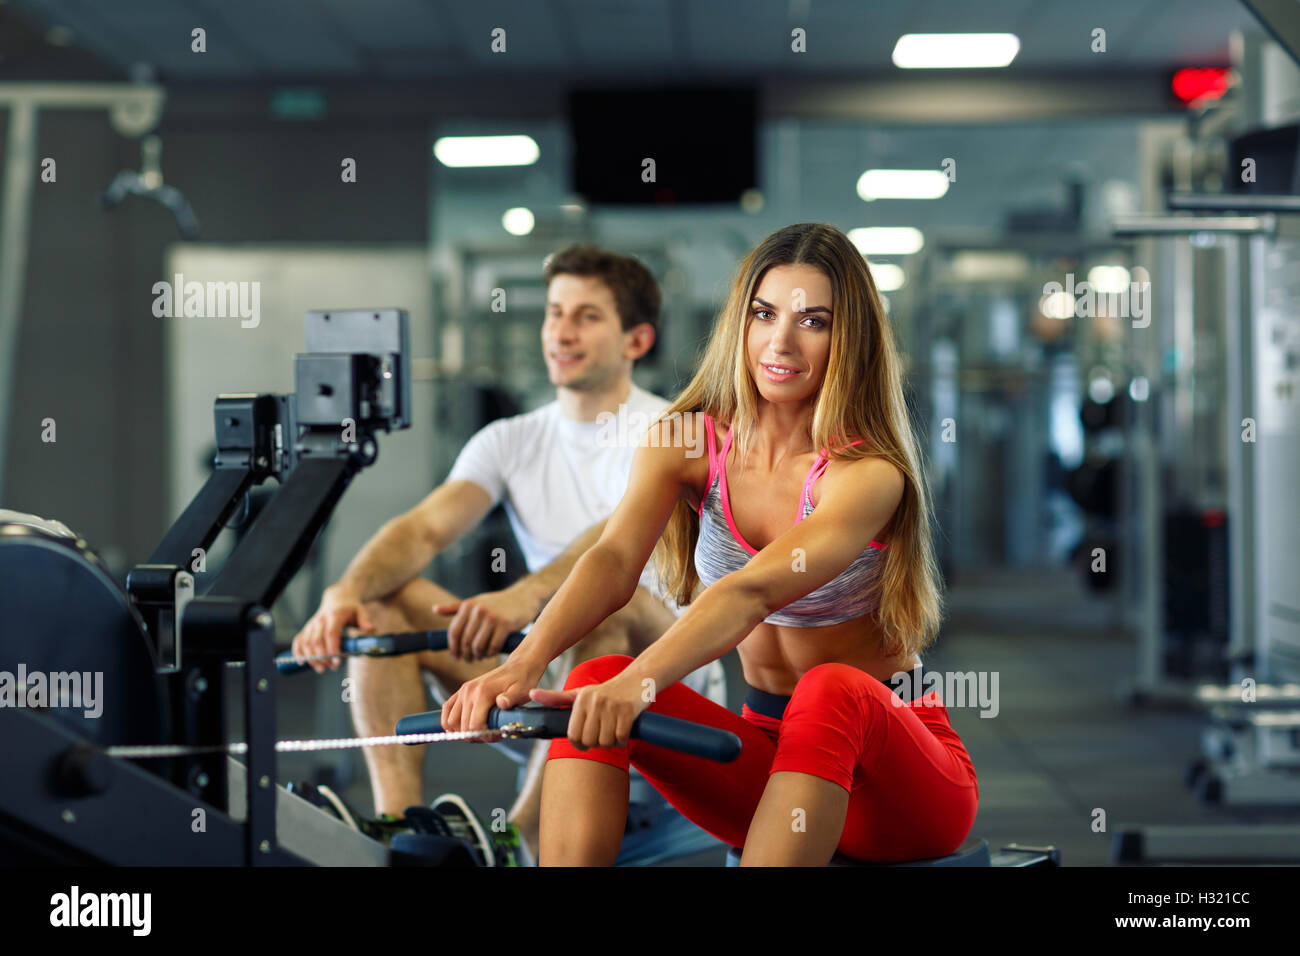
651, 223, 943, 658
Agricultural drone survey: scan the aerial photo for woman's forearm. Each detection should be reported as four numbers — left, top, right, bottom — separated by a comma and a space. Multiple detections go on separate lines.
511, 544, 640, 670
619, 577, 767, 696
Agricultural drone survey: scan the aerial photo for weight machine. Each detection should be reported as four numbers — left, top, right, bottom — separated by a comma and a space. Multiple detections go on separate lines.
1109, 16, 1300, 862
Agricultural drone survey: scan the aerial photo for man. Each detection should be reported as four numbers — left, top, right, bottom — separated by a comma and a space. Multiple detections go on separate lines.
290, 243, 725, 864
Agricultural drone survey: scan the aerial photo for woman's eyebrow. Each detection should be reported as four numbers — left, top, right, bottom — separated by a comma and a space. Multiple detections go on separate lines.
752, 296, 831, 315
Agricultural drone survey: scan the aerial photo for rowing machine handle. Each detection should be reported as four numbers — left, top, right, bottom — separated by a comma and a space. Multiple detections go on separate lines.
626, 711, 742, 763
395, 706, 742, 764
275, 629, 527, 675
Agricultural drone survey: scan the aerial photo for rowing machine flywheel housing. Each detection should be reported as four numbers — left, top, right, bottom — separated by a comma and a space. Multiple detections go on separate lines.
0, 516, 170, 751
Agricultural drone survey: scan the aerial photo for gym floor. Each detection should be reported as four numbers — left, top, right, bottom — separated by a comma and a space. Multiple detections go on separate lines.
251, 565, 1294, 866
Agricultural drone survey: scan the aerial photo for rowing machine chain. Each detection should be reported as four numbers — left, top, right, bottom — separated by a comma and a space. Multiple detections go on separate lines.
103, 722, 540, 759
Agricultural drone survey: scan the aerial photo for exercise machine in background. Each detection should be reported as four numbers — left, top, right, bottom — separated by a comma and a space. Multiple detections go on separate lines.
1110, 21, 1300, 862
0, 308, 412, 864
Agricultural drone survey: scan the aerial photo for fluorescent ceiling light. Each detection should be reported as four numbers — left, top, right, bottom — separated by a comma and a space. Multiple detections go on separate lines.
502, 207, 535, 236
871, 263, 906, 291
1040, 291, 1075, 320
948, 251, 1030, 282
1087, 265, 1130, 294
892, 33, 1020, 69
848, 227, 924, 256
434, 135, 540, 168
1089, 375, 1116, 404
857, 169, 949, 201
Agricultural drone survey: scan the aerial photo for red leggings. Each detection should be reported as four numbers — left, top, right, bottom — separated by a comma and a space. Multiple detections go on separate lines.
546, 655, 980, 862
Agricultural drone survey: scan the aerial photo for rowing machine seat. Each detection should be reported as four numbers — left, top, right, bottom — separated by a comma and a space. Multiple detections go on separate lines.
724, 836, 992, 867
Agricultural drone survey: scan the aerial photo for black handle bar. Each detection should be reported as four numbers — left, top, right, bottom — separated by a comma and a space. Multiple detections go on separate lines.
275, 629, 527, 675
395, 705, 742, 764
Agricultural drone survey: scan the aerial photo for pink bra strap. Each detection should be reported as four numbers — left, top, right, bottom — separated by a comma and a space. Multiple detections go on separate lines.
799, 439, 866, 517
699, 414, 719, 519
703, 414, 718, 474
799, 457, 831, 521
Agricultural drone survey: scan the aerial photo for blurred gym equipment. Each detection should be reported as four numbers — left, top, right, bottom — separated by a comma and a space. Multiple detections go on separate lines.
1110, 19, 1300, 861
0, 82, 164, 502
100, 133, 199, 239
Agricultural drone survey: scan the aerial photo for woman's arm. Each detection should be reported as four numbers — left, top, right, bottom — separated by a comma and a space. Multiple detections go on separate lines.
444, 418, 695, 732
509, 417, 694, 674
613, 455, 905, 696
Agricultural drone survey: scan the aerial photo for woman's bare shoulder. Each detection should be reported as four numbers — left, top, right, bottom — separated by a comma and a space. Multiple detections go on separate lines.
639, 412, 706, 462
642, 412, 716, 499
817, 451, 904, 506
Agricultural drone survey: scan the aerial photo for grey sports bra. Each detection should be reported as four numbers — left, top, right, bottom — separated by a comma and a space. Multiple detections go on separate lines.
692, 415, 887, 627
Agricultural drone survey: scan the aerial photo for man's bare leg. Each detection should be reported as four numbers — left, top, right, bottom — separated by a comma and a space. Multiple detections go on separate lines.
349, 578, 496, 817
506, 586, 677, 857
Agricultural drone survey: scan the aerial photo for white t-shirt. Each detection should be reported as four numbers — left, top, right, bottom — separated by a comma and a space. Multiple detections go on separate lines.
447, 383, 670, 594
445, 384, 726, 709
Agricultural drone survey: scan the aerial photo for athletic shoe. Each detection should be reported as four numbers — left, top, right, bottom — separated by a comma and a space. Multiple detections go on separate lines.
429, 793, 497, 867
425, 797, 536, 867
286, 781, 362, 832
314, 784, 360, 831
400, 805, 456, 839
360, 812, 417, 845
491, 821, 536, 867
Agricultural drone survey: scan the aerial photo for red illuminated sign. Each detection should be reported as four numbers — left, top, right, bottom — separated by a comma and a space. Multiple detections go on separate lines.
1172, 68, 1231, 104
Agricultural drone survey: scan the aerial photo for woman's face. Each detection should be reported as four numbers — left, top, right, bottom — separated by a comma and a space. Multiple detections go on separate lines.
746, 264, 834, 408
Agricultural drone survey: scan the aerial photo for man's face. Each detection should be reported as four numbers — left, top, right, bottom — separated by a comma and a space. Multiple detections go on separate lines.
541, 274, 636, 391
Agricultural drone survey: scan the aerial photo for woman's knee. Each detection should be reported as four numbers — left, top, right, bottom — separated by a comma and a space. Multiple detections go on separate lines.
785, 663, 885, 726
562, 653, 634, 691
793, 662, 877, 699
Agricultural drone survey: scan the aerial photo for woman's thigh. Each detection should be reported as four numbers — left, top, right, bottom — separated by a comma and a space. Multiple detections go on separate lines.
776, 664, 978, 862
837, 699, 978, 862
630, 686, 781, 848
550, 654, 779, 848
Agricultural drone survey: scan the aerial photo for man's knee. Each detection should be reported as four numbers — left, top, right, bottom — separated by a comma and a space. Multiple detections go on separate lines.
374, 577, 460, 630
619, 587, 677, 652
347, 581, 454, 699
575, 587, 673, 660
359, 595, 406, 634
355, 579, 463, 668
569, 613, 634, 664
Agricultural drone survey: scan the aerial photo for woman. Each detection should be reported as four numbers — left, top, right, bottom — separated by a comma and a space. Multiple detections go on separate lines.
442, 223, 978, 866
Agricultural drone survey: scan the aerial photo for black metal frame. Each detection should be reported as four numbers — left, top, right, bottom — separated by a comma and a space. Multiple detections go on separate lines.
0, 707, 308, 865
3, 309, 409, 866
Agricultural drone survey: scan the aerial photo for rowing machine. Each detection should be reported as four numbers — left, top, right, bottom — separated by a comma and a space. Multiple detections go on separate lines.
0, 308, 411, 865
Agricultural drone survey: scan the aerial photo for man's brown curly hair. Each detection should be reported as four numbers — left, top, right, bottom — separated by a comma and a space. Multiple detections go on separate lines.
543, 244, 661, 333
